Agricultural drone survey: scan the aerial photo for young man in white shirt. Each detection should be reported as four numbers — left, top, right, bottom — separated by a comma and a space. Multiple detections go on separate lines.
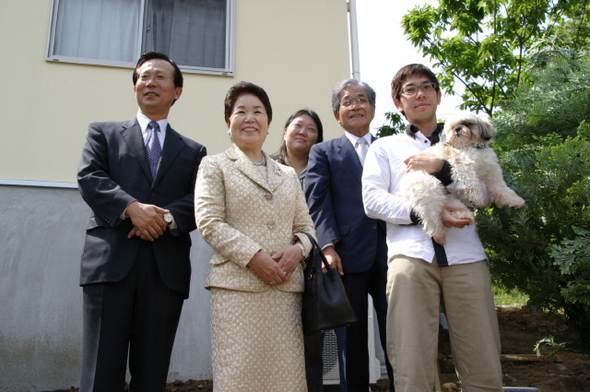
361, 64, 503, 392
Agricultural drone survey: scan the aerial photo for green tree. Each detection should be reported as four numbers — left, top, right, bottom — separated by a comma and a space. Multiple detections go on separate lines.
477, 46, 590, 351
376, 112, 406, 138
402, 0, 590, 116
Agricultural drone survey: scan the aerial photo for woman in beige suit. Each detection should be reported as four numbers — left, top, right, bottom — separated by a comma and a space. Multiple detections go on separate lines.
195, 82, 316, 392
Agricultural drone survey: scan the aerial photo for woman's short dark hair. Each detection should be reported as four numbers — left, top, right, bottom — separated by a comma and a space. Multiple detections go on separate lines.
391, 63, 440, 101
224, 81, 273, 125
275, 109, 324, 165
133, 52, 183, 89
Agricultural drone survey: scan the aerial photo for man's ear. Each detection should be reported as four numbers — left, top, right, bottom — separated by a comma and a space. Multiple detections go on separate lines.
333, 110, 340, 124
174, 87, 183, 101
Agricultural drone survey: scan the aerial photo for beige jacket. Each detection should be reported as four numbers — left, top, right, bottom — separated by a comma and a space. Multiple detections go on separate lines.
195, 145, 316, 292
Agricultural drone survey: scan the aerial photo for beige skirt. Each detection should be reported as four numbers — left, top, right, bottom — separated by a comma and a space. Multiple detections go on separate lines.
210, 288, 307, 392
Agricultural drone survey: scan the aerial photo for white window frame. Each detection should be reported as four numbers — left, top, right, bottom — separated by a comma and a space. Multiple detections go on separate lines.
46, 0, 235, 76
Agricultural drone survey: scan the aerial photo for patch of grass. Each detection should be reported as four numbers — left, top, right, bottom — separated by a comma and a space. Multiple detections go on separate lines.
492, 285, 528, 307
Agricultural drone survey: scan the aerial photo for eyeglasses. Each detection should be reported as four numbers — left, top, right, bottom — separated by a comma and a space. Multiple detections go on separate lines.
400, 82, 438, 96
341, 97, 369, 107
137, 74, 171, 84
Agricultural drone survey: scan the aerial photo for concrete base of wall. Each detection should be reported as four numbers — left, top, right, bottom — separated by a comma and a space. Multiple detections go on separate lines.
0, 185, 214, 391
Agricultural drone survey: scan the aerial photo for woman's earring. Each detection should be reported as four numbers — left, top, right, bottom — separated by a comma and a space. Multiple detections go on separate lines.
267, 131, 270, 135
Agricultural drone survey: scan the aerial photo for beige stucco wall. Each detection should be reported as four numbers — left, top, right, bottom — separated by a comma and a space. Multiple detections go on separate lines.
1, 0, 350, 183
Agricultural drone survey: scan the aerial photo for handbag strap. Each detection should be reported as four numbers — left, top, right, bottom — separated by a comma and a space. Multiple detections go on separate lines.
298, 232, 331, 271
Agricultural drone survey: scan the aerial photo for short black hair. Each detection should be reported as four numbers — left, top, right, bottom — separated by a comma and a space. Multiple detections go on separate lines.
224, 81, 273, 125
391, 63, 439, 101
133, 52, 183, 89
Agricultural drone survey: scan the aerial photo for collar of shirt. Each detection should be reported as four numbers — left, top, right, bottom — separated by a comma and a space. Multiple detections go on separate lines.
406, 123, 445, 144
409, 126, 435, 148
344, 131, 372, 148
137, 112, 168, 148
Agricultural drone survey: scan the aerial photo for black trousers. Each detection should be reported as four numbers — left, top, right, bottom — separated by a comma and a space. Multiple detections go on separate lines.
336, 239, 394, 391
80, 243, 184, 392
305, 332, 325, 392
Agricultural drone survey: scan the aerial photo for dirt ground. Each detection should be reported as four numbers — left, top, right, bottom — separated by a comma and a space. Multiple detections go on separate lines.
436, 306, 590, 392
45, 307, 589, 392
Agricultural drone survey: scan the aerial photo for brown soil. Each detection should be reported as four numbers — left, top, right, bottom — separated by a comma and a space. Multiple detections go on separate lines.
45, 307, 590, 392
435, 306, 590, 392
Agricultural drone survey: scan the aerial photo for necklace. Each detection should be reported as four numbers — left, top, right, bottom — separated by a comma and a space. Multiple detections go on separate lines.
252, 154, 266, 166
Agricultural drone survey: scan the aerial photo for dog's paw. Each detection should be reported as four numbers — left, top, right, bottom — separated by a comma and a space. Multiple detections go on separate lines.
432, 233, 447, 245
470, 199, 487, 209
493, 191, 526, 209
452, 209, 475, 224
506, 197, 525, 209
457, 187, 485, 208
423, 219, 447, 245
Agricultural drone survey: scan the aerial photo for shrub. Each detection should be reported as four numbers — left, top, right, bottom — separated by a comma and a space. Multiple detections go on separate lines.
478, 47, 590, 352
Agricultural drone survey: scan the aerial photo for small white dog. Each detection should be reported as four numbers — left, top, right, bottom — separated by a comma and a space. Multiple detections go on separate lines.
399, 111, 525, 245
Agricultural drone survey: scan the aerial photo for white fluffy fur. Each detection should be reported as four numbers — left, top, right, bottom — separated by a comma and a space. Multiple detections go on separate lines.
399, 111, 525, 245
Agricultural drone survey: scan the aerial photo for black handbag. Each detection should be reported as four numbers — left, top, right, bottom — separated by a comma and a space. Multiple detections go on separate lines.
299, 232, 358, 335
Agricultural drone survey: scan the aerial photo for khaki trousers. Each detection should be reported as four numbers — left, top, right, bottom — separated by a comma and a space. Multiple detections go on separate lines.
386, 256, 503, 392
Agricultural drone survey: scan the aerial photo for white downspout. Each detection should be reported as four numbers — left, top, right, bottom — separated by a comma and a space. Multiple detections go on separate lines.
348, 0, 361, 80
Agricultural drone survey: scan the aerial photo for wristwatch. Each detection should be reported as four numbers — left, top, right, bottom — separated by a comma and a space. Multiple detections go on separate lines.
163, 212, 173, 226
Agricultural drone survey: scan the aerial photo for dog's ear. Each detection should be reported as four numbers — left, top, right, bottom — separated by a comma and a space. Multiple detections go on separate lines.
478, 117, 495, 141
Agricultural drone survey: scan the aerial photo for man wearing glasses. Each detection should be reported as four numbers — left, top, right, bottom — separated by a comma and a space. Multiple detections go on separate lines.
306, 79, 394, 391
362, 64, 503, 391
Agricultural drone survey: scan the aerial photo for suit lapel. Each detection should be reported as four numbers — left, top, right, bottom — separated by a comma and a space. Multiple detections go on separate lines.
120, 119, 152, 182
338, 134, 363, 183
266, 155, 286, 192
154, 125, 185, 187
226, 145, 284, 193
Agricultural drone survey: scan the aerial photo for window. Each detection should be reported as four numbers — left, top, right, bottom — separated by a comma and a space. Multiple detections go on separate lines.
47, 0, 234, 75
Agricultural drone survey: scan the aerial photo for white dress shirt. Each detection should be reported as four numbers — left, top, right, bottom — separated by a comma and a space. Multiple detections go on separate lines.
137, 112, 168, 148
362, 132, 487, 265
344, 131, 372, 166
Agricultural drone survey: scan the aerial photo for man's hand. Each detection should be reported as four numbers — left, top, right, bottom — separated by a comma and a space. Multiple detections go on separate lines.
323, 246, 343, 276
125, 201, 169, 241
441, 204, 474, 228
404, 151, 444, 174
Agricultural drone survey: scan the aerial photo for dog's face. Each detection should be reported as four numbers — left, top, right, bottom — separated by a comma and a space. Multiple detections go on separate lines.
441, 111, 495, 148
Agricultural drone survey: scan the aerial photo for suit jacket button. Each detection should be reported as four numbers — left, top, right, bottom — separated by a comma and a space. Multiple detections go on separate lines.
265, 193, 273, 200
372, 224, 377, 230
150, 192, 156, 197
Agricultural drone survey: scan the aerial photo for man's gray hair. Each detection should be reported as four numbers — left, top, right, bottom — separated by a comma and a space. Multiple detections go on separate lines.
331, 79, 376, 112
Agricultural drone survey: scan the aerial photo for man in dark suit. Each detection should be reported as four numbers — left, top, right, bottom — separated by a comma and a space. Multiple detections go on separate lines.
305, 79, 393, 392
77, 52, 207, 392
